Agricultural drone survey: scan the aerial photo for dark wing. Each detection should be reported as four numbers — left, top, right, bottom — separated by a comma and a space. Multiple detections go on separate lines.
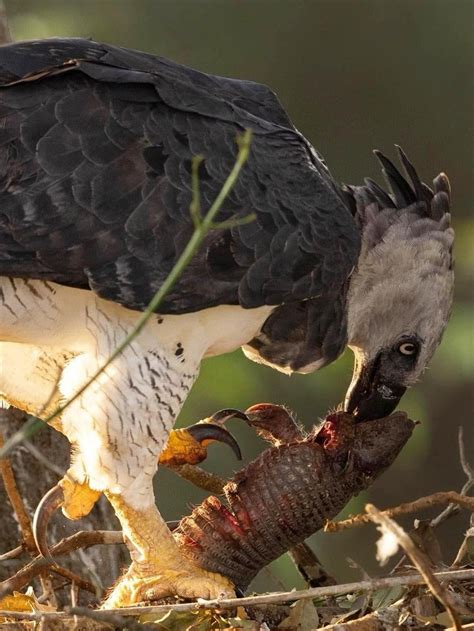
0, 38, 359, 371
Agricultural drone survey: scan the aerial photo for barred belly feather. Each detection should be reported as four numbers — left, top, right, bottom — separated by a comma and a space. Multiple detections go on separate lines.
0, 277, 273, 509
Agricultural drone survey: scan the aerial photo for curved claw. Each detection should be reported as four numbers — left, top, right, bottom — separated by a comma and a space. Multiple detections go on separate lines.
188, 423, 242, 461
208, 408, 249, 426
32, 484, 64, 559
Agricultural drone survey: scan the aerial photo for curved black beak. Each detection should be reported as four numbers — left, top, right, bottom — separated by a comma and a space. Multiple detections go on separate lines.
344, 356, 406, 421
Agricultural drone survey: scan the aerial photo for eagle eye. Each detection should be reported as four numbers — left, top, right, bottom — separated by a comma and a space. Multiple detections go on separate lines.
397, 340, 418, 356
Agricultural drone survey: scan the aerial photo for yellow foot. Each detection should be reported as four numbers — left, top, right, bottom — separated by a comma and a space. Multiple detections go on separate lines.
33, 477, 101, 557
103, 563, 234, 607
60, 477, 101, 520
102, 492, 234, 608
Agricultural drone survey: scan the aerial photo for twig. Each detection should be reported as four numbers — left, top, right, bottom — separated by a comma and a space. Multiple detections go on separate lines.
288, 542, 337, 587
0, 544, 24, 561
325, 491, 474, 533
169, 463, 227, 495
76, 548, 105, 592
365, 503, 463, 631
0, 432, 37, 553
39, 575, 58, 610
0, 531, 122, 596
0, 569, 472, 619
319, 613, 386, 630
431, 427, 474, 528
70, 583, 79, 630
0, 555, 100, 599
458, 426, 474, 480
0, 130, 253, 458
23, 439, 65, 477
452, 523, 474, 567
66, 606, 157, 630
0, 431, 86, 600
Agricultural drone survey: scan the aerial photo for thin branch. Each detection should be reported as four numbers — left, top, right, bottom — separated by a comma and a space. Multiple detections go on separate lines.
66, 607, 157, 631
22, 439, 65, 477
325, 491, 474, 533
0, 531, 122, 596
39, 574, 58, 610
0, 555, 100, 599
0, 557, 100, 598
169, 463, 227, 495
319, 613, 384, 630
0, 130, 253, 459
365, 503, 463, 631
458, 426, 474, 480
451, 525, 474, 567
190, 154, 204, 228
0, 544, 24, 561
0, 432, 37, 553
69, 582, 79, 630
288, 542, 337, 588
0, 569, 472, 619
431, 427, 474, 529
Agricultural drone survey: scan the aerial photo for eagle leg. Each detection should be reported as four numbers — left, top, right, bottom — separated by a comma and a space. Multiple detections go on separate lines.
32, 423, 241, 558
102, 492, 235, 607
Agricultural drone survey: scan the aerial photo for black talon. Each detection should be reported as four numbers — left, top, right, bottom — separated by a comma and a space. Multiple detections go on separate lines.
33, 484, 64, 559
208, 408, 249, 425
187, 423, 242, 461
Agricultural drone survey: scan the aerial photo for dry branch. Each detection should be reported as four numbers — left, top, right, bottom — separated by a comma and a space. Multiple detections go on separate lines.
1, 568, 472, 621
432, 427, 474, 528
66, 606, 157, 630
326, 491, 474, 533
288, 541, 337, 588
0, 557, 100, 600
169, 463, 226, 494
0, 545, 24, 562
366, 503, 464, 631
0, 531, 122, 597
0, 433, 37, 554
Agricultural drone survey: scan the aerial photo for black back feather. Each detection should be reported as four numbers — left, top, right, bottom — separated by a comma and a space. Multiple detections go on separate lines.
0, 38, 360, 372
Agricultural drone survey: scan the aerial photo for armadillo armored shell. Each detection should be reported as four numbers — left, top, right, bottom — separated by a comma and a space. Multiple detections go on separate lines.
175, 411, 414, 592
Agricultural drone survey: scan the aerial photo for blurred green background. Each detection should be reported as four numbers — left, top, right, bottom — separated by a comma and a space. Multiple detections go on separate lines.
6, 0, 473, 591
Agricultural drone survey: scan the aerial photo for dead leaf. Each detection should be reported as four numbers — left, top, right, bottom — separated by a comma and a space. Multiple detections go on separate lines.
410, 593, 438, 618
139, 608, 233, 630
371, 585, 404, 611
465, 526, 474, 561
278, 599, 319, 630
0, 589, 55, 622
224, 627, 260, 631
411, 520, 443, 565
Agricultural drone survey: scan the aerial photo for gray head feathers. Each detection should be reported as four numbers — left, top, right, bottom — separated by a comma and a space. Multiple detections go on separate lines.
344, 147, 454, 385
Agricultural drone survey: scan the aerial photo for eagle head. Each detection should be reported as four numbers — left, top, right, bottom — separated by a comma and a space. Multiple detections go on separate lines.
344, 147, 454, 421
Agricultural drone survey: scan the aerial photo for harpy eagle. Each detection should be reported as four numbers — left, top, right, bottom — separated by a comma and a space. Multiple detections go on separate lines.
0, 39, 454, 605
